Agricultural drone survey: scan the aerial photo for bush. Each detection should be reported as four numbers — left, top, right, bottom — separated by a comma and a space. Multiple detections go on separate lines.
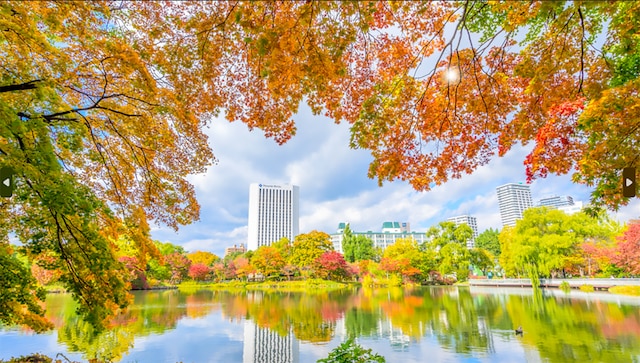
317, 338, 385, 363
579, 284, 595, 292
609, 285, 640, 296
559, 281, 571, 293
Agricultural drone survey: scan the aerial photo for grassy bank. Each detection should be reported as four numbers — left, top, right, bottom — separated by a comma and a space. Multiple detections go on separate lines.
178, 278, 351, 292
608, 285, 640, 296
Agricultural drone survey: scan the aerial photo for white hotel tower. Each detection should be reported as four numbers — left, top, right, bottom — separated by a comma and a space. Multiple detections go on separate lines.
247, 183, 299, 251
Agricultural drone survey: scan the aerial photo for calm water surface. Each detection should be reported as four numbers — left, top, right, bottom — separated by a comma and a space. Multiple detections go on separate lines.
1, 286, 639, 363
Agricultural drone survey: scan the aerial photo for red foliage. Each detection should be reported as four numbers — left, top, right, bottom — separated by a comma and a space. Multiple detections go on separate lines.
118, 256, 148, 290
611, 221, 640, 275
524, 97, 586, 183
314, 251, 351, 281
188, 263, 211, 281
165, 252, 191, 284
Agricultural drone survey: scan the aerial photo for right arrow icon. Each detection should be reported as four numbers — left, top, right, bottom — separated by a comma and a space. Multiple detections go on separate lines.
623, 167, 636, 197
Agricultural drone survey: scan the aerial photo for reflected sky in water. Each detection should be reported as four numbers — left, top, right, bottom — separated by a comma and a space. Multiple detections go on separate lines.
1, 286, 639, 363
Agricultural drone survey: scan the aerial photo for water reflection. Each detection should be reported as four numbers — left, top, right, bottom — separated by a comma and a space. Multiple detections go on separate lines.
1, 286, 639, 362
243, 320, 299, 363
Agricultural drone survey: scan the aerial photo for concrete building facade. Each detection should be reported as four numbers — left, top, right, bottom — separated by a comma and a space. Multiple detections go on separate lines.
247, 183, 299, 251
330, 222, 428, 253
496, 183, 533, 227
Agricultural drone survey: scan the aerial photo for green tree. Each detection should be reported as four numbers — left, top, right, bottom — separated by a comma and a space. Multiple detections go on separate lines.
469, 248, 495, 276
437, 242, 471, 281
426, 221, 474, 249
289, 231, 334, 273
342, 224, 377, 263
500, 207, 616, 280
475, 228, 501, 257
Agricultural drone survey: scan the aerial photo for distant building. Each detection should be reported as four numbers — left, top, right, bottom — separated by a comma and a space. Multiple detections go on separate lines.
537, 195, 574, 209
496, 183, 533, 227
558, 201, 584, 215
224, 243, 246, 257
247, 183, 299, 251
446, 215, 478, 249
330, 222, 427, 253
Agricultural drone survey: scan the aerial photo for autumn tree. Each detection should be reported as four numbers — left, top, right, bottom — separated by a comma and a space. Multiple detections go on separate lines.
188, 263, 210, 281
610, 221, 640, 276
165, 252, 191, 284
146, 241, 187, 283
251, 246, 285, 279
381, 238, 434, 282
1, 1, 211, 330
272, 237, 293, 261
4, 0, 640, 332
120, 1, 640, 211
290, 231, 334, 274
187, 251, 220, 267
314, 251, 351, 281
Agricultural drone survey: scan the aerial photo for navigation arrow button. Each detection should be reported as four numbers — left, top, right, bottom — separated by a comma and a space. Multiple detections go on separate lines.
0, 167, 13, 198
623, 167, 636, 198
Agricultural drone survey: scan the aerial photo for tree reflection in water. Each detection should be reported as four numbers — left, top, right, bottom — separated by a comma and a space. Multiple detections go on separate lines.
22, 286, 640, 362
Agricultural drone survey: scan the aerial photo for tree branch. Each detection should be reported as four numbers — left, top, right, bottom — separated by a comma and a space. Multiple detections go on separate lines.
0, 79, 42, 93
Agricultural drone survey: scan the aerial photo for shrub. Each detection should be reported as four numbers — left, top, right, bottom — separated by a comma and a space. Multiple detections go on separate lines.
559, 281, 571, 293
317, 338, 385, 363
609, 286, 640, 296
579, 284, 595, 292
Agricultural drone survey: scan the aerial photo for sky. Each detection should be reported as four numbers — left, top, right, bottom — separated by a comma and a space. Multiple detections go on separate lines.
151, 104, 640, 257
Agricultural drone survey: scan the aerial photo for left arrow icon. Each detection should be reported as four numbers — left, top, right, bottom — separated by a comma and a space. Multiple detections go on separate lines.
0, 167, 14, 197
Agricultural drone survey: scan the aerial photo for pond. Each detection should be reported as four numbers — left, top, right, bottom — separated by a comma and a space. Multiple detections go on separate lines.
1, 286, 639, 363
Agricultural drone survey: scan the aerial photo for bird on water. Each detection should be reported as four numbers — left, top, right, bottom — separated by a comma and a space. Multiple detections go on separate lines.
515, 326, 523, 335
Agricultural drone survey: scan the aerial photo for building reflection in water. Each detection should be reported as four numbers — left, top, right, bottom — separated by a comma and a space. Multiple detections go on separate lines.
243, 320, 300, 363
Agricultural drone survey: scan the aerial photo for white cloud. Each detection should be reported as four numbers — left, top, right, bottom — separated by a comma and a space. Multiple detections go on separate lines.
152, 104, 640, 255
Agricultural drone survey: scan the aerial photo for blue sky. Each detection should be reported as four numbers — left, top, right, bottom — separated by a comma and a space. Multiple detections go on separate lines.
151, 105, 640, 257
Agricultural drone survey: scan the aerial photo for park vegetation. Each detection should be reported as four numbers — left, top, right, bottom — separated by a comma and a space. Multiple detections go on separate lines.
2, 0, 639, 335
10, 208, 640, 335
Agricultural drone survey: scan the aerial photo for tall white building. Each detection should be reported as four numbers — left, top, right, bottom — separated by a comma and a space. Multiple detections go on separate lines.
447, 215, 478, 249
496, 183, 533, 227
247, 183, 299, 251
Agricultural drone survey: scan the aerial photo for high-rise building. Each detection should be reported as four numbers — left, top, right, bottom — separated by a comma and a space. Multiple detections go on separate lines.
537, 195, 574, 209
247, 183, 299, 251
496, 183, 533, 227
447, 215, 478, 249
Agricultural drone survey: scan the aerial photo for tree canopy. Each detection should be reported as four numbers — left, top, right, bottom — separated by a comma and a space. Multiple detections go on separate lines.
2, 0, 640, 331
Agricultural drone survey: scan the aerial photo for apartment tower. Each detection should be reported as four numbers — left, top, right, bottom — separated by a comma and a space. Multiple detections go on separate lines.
496, 183, 533, 227
247, 183, 299, 251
